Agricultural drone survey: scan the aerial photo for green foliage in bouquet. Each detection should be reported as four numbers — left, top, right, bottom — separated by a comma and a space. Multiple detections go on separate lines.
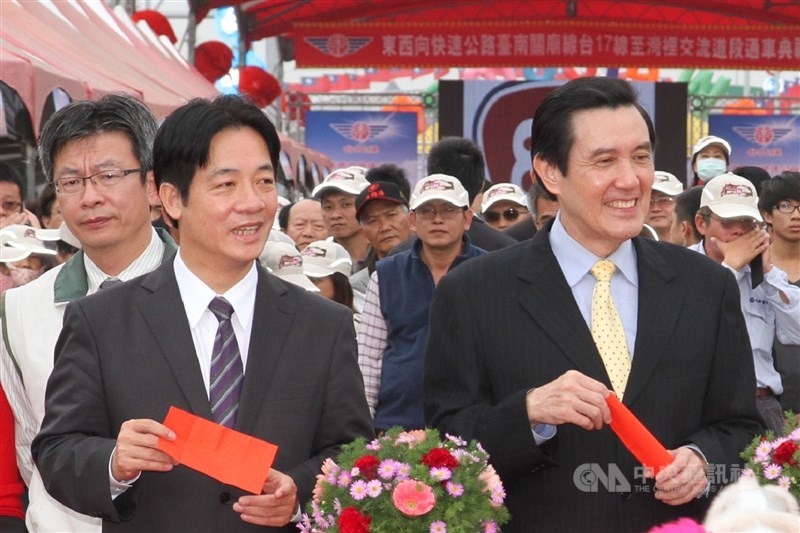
740, 412, 800, 500
300, 427, 510, 533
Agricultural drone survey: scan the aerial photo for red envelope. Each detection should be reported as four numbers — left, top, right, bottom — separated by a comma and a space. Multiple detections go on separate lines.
606, 393, 674, 475
157, 406, 278, 494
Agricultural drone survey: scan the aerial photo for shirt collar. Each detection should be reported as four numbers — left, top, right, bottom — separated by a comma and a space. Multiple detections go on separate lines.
550, 213, 638, 288
173, 251, 258, 331
84, 227, 165, 294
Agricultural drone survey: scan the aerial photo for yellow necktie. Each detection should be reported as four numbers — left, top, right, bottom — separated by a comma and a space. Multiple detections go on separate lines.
590, 260, 632, 399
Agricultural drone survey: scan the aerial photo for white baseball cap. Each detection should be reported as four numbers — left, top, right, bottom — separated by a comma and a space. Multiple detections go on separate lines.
260, 241, 319, 292
481, 183, 528, 213
301, 240, 352, 278
312, 166, 370, 198
0, 225, 57, 263
36, 223, 82, 250
692, 136, 731, 160
652, 171, 683, 197
701, 173, 763, 222
409, 174, 469, 211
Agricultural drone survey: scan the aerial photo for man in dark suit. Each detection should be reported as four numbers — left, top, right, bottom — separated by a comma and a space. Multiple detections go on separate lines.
33, 96, 373, 531
423, 77, 762, 531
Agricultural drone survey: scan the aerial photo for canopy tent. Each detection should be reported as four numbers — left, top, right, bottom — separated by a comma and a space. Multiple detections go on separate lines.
0, 0, 217, 139
193, 0, 800, 42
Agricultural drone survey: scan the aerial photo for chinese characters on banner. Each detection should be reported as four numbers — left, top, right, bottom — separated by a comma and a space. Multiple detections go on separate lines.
295, 21, 799, 70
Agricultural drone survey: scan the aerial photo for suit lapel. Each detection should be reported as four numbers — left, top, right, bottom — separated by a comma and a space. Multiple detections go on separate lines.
139, 260, 212, 418
516, 231, 610, 383
624, 239, 682, 405
236, 267, 295, 434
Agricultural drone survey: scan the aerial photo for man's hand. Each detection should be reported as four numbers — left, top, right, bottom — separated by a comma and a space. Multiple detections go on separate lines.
525, 370, 612, 431
111, 419, 177, 482
712, 227, 770, 271
234, 469, 298, 526
0, 209, 41, 229
649, 447, 708, 506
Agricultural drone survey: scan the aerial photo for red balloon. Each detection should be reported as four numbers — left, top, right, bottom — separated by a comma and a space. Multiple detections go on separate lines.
238, 66, 281, 108
195, 41, 233, 82
132, 10, 177, 44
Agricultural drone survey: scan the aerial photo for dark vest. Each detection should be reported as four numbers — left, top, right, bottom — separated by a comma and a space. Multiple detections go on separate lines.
373, 236, 484, 430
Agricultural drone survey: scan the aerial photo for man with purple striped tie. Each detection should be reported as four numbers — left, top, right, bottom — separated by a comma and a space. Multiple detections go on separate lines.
33, 96, 373, 532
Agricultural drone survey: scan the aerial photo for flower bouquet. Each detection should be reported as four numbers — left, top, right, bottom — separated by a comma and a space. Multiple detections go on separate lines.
740, 411, 800, 500
299, 427, 510, 532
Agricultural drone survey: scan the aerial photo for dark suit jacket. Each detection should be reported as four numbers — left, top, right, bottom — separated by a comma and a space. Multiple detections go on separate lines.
423, 227, 762, 532
33, 260, 373, 532
502, 217, 537, 242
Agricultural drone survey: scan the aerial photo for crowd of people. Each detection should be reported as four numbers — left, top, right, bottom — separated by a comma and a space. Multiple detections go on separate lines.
0, 76, 798, 531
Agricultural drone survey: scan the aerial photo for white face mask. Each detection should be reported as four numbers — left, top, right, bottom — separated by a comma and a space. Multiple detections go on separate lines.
8, 267, 43, 287
696, 158, 727, 181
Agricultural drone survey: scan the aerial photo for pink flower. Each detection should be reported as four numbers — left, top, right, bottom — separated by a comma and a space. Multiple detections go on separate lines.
312, 475, 325, 503
445, 482, 464, 497
350, 480, 368, 500
764, 463, 783, 480
479, 465, 502, 492
321, 458, 339, 475
392, 480, 436, 517
397, 430, 428, 446
647, 517, 706, 533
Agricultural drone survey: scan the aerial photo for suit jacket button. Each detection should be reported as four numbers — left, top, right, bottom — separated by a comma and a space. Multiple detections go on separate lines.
220, 491, 232, 504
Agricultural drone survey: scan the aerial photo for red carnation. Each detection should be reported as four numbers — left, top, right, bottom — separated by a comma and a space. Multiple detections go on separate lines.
773, 441, 799, 466
354, 455, 380, 480
338, 507, 371, 533
421, 448, 459, 470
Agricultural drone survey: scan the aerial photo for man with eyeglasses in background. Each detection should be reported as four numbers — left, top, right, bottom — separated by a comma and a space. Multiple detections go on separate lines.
481, 183, 531, 231
690, 172, 800, 434
357, 174, 485, 432
758, 171, 800, 416
646, 171, 683, 241
0, 95, 176, 532
0, 162, 40, 228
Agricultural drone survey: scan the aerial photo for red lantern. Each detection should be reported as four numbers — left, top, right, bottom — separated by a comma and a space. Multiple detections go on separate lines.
131, 10, 177, 44
238, 66, 281, 108
195, 41, 233, 82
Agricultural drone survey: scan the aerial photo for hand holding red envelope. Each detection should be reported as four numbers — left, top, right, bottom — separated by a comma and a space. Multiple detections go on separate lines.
156, 406, 278, 494
606, 393, 674, 475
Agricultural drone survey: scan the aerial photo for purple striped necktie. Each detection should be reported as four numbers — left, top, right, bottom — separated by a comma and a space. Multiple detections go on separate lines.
207, 297, 244, 428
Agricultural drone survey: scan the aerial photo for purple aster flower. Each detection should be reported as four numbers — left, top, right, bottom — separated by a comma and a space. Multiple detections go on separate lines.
778, 476, 792, 490
350, 480, 368, 500
445, 434, 467, 446
378, 459, 397, 479
491, 485, 506, 505
483, 520, 498, 533
397, 433, 417, 444
350, 466, 361, 477
430, 520, 447, 533
337, 471, 352, 487
764, 463, 782, 480
445, 482, 464, 497
395, 462, 411, 480
333, 498, 342, 513
366, 439, 382, 451
366, 479, 383, 497
430, 467, 452, 481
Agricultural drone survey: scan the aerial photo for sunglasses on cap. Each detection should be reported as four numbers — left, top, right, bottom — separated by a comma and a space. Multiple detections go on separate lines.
485, 208, 525, 223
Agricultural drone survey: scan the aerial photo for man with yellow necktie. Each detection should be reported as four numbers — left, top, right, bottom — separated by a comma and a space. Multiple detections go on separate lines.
423, 77, 762, 532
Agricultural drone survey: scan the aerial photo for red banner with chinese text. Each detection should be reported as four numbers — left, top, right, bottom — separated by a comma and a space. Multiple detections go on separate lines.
295, 21, 800, 70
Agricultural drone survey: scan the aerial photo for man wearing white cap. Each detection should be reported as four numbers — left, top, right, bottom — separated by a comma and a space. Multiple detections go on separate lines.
358, 174, 485, 431
0, 95, 177, 532
646, 171, 684, 241
312, 166, 370, 269
690, 172, 800, 433
0, 225, 58, 291
690, 135, 731, 186
481, 183, 531, 231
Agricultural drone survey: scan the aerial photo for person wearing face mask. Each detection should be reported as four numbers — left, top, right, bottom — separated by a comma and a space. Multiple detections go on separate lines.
690, 135, 731, 187
0, 225, 57, 292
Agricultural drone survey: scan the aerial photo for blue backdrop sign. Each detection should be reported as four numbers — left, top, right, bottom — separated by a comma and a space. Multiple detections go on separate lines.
709, 115, 800, 175
305, 111, 418, 183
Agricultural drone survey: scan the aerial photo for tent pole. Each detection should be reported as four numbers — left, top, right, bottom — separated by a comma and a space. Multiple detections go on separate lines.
236, 6, 247, 68
187, 1, 197, 64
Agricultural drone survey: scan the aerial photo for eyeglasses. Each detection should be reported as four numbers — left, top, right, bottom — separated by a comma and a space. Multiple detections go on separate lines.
1, 200, 22, 212
484, 208, 526, 223
414, 204, 464, 221
708, 213, 763, 231
649, 197, 675, 207
52, 168, 142, 195
774, 202, 800, 215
